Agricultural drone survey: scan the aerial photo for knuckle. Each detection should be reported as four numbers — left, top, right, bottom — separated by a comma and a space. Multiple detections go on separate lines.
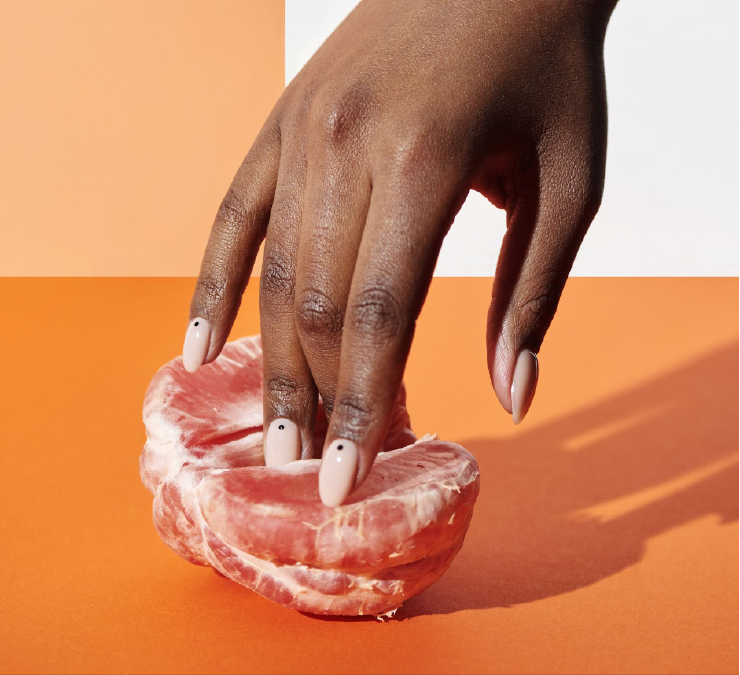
260, 248, 296, 305
515, 269, 567, 338
265, 374, 301, 396
319, 103, 353, 146
265, 374, 307, 397
384, 120, 438, 175
295, 287, 344, 340
333, 393, 375, 437
215, 187, 269, 240
348, 286, 404, 341
312, 84, 371, 147
518, 293, 560, 324
194, 271, 228, 311
215, 188, 249, 236
264, 374, 309, 412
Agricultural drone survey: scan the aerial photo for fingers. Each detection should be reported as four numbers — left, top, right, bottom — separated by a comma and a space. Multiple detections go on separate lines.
184, 121, 281, 372
293, 114, 372, 419
486, 135, 604, 423
319, 155, 466, 507
262, 96, 372, 466
260, 141, 319, 466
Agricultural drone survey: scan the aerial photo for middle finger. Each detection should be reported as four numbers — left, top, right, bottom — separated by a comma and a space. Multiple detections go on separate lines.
293, 105, 372, 417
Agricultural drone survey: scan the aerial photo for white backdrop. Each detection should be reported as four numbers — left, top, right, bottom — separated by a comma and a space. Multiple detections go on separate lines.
286, 0, 739, 276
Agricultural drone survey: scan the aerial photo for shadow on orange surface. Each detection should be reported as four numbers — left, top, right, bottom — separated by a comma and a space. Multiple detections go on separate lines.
396, 342, 739, 616
196, 341, 738, 623
1, 279, 736, 674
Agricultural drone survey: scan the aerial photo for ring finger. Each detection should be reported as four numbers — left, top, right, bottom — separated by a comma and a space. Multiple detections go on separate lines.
260, 138, 318, 466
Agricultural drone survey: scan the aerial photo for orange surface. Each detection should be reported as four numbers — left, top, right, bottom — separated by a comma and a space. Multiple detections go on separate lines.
0, 277, 737, 675
0, 1, 283, 276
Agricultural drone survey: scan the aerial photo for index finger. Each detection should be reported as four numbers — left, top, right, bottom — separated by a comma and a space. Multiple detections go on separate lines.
183, 120, 281, 372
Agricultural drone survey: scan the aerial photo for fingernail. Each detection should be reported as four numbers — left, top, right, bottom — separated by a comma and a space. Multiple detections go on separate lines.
182, 318, 211, 373
264, 418, 301, 467
511, 349, 538, 424
319, 439, 358, 507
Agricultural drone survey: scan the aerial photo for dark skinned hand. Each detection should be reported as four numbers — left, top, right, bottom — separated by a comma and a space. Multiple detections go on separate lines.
182, 0, 617, 506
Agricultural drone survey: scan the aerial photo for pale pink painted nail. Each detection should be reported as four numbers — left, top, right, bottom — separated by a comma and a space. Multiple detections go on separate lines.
319, 439, 358, 508
264, 418, 301, 467
511, 349, 539, 424
182, 318, 211, 373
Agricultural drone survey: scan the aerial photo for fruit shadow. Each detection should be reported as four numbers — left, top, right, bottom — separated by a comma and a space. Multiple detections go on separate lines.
399, 341, 739, 617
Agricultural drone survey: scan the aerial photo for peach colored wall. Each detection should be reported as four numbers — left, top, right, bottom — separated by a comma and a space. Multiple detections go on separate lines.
0, 0, 283, 275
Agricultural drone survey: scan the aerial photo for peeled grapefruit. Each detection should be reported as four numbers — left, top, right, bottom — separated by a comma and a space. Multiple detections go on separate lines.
141, 335, 479, 616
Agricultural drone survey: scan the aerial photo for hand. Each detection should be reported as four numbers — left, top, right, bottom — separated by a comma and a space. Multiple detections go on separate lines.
183, 0, 616, 506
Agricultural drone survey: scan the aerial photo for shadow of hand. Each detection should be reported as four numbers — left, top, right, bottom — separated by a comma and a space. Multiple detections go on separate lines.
404, 342, 739, 616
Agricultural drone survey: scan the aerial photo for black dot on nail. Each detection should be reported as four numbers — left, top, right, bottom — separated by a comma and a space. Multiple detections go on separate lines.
194, 321, 199, 326
278, 424, 284, 430
337, 444, 344, 450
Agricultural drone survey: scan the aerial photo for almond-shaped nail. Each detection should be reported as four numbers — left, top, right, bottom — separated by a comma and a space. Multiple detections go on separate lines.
511, 349, 539, 424
319, 439, 358, 507
182, 318, 211, 373
264, 418, 301, 467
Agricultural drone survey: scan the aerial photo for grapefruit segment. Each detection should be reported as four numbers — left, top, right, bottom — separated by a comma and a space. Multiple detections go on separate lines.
141, 335, 479, 616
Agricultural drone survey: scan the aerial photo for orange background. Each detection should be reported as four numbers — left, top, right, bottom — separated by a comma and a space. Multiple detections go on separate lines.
0, 0, 282, 276
1, 277, 737, 674
1, 1, 737, 673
